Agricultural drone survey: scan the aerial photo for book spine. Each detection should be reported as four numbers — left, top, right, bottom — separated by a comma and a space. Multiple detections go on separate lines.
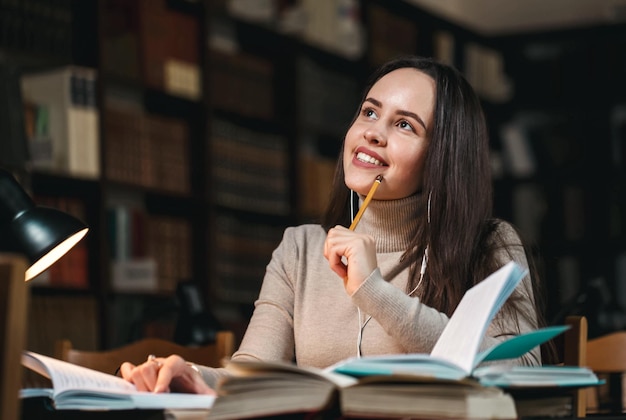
209, 50, 274, 120
213, 214, 284, 303
210, 118, 289, 216
103, 106, 190, 193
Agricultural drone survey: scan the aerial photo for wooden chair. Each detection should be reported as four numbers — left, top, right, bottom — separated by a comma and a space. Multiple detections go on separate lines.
562, 315, 588, 417
585, 331, 626, 414
55, 331, 235, 376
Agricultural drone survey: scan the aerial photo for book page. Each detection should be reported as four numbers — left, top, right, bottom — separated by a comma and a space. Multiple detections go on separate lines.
430, 262, 525, 374
22, 352, 135, 396
329, 353, 470, 381
226, 359, 359, 388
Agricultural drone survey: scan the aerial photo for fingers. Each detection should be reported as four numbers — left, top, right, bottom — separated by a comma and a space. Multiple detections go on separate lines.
324, 226, 377, 290
119, 355, 216, 395
180, 364, 216, 395
120, 357, 167, 392
154, 359, 175, 393
324, 229, 348, 278
119, 361, 136, 380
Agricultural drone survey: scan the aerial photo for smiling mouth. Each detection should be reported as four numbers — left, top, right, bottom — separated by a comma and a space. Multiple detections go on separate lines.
356, 152, 385, 166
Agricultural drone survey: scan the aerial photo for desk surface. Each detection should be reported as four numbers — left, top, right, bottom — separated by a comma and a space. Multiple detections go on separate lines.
21, 397, 305, 420
21, 397, 168, 420
19, 396, 626, 420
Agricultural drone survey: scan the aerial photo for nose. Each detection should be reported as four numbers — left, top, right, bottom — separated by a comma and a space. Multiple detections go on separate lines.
363, 124, 387, 146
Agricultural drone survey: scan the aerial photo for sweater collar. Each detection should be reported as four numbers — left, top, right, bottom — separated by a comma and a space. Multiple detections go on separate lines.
355, 193, 422, 253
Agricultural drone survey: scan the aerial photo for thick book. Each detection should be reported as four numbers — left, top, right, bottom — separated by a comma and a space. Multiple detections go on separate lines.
210, 359, 518, 420
20, 351, 215, 411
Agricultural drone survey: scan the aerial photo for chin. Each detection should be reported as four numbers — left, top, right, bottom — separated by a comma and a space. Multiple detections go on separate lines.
345, 178, 371, 195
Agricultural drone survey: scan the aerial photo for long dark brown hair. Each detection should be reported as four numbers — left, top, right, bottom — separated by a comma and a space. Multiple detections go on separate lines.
322, 56, 557, 363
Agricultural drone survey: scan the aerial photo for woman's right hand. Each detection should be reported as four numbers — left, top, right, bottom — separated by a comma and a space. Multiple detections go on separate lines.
119, 354, 215, 395
324, 225, 378, 295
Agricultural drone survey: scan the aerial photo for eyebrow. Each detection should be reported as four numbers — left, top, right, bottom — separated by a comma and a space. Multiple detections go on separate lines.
364, 97, 428, 131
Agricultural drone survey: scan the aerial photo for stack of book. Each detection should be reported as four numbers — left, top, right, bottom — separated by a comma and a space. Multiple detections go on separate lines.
103, 107, 190, 194
210, 262, 601, 419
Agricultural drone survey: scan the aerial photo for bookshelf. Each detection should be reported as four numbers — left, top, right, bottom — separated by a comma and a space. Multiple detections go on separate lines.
490, 26, 626, 337
2, 0, 623, 352
97, 0, 207, 348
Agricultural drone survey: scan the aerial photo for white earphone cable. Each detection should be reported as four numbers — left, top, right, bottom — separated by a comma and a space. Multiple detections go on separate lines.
356, 192, 432, 358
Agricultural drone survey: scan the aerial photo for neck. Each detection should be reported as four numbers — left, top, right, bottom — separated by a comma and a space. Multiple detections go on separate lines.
355, 194, 422, 253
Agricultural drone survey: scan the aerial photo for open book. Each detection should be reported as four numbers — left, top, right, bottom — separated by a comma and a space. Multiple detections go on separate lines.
20, 351, 215, 410
210, 359, 518, 420
330, 261, 599, 387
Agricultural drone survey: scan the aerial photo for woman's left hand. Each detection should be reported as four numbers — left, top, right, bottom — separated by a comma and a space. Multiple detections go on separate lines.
324, 225, 378, 294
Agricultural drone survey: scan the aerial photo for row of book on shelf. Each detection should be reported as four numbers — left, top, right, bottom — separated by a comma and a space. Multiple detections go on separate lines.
211, 118, 289, 216
0, 0, 74, 61
103, 106, 190, 194
20, 261, 602, 419
20, 66, 194, 193
107, 205, 192, 293
296, 54, 360, 138
101, 0, 201, 100
209, 49, 275, 120
20, 66, 100, 179
213, 213, 285, 304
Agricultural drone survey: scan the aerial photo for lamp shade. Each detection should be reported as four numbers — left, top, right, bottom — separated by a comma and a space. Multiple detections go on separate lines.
0, 169, 89, 281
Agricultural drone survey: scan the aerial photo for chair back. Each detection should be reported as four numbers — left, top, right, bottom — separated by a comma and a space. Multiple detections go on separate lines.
55, 332, 235, 376
587, 332, 626, 372
562, 315, 588, 417
585, 331, 626, 414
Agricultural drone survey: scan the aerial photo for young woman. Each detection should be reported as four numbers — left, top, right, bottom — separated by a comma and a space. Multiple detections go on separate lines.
120, 55, 553, 394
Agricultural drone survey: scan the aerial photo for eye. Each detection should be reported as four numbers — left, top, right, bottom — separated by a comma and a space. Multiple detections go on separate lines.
362, 108, 378, 120
398, 120, 415, 132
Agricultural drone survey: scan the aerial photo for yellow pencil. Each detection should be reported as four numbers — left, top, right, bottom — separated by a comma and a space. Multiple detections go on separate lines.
349, 175, 383, 230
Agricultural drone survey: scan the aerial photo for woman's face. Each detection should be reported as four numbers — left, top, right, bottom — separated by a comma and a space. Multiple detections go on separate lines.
344, 68, 435, 200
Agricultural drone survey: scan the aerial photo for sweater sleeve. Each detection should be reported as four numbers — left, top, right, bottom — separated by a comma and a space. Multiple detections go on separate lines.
228, 227, 299, 362
351, 221, 541, 367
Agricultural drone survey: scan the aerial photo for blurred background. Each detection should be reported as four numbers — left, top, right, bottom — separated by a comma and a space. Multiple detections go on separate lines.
1, 0, 625, 356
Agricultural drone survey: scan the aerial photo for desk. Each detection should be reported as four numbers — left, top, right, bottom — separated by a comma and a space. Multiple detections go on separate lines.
20, 396, 626, 420
21, 397, 168, 420
21, 397, 311, 420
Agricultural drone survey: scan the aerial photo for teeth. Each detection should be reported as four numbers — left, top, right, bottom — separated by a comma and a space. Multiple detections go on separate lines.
357, 152, 383, 166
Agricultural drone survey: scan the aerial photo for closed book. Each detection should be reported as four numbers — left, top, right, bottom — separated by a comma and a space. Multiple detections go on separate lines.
20, 66, 100, 179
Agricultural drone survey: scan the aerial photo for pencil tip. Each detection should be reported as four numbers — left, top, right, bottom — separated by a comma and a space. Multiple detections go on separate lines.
376, 175, 383, 182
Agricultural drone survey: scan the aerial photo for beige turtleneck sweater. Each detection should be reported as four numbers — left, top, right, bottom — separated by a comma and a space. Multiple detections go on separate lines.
198, 194, 540, 387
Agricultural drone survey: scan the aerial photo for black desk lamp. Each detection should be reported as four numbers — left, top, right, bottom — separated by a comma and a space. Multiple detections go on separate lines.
0, 168, 89, 419
0, 168, 89, 280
